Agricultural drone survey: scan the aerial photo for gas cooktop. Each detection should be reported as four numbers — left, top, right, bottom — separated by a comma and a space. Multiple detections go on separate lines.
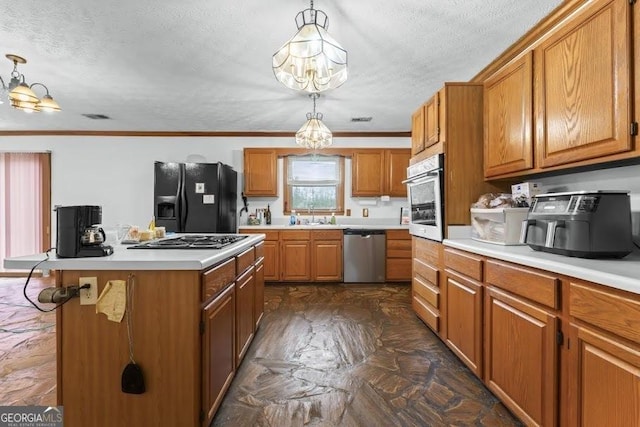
127, 235, 248, 250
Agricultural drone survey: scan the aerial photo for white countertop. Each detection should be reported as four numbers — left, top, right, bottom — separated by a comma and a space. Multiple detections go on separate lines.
3, 234, 265, 271
444, 238, 640, 295
240, 224, 409, 230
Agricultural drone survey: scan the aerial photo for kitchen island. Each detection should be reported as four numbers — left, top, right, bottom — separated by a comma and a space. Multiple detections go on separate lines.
4, 234, 265, 427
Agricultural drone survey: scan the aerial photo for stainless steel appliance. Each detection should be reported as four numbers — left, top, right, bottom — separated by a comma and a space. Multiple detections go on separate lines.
154, 161, 237, 233
404, 154, 444, 241
343, 229, 386, 283
520, 190, 633, 258
56, 205, 114, 258
128, 234, 247, 249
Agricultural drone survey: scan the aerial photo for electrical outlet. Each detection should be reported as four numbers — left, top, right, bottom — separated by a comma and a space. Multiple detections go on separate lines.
79, 277, 98, 305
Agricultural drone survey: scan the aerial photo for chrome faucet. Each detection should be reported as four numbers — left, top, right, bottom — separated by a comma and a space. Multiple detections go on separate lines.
308, 204, 315, 223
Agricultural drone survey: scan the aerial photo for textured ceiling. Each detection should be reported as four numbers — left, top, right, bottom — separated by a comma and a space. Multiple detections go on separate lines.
0, 0, 563, 133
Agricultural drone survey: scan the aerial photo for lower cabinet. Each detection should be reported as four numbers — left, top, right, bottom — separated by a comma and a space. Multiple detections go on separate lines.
569, 280, 640, 427
202, 283, 235, 427
312, 230, 343, 281
386, 229, 411, 282
412, 237, 443, 334
235, 266, 255, 365
281, 230, 312, 281
484, 286, 558, 427
254, 258, 265, 328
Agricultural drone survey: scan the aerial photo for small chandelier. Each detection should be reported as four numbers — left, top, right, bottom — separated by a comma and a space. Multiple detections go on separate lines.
272, 0, 348, 93
296, 93, 333, 149
0, 54, 61, 113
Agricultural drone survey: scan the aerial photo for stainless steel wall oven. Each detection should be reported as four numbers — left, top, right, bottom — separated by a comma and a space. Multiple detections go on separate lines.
404, 154, 444, 241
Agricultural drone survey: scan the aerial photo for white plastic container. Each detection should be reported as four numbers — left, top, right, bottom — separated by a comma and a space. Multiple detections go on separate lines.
470, 207, 530, 245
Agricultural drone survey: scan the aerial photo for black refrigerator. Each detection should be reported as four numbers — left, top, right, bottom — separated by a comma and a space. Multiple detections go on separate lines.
154, 161, 237, 233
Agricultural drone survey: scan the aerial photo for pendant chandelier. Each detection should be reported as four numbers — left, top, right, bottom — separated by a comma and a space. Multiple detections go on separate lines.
0, 54, 61, 113
296, 93, 332, 149
272, 0, 348, 93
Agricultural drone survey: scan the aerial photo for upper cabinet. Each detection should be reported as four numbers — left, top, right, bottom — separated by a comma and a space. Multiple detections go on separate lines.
482, 0, 637, 180
352, 149, 410, 197
243, 148, 277, 196
534, 0, 633, 168
411, 90, 444, 157
484, 52, 534, 178
411, 107, 425, 156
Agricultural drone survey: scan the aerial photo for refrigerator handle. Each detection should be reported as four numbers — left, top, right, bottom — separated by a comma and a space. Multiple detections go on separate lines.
179, 164, 188, 231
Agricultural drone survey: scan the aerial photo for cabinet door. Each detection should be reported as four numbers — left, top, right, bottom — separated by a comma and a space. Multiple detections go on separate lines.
202, 284, 235, 427
534, 0, 632, 168
254, 259, 265, 328
235, 267, 255, 365
243, 149, 278, 196
281, 240, 311, 281
351, 150, 385, 196
484, 286, 558, 427
312, 240, 342, 281
411, 106, 425, 155
384, 149, 410, 197
444, 269, 483, 377
424, 92, 440, 147
263, 240, 280, 281
484, 52, 534, 177
570, 325, 640, 427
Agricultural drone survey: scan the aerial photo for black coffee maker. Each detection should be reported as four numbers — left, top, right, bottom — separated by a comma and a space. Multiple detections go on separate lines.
56, 205, 114, 258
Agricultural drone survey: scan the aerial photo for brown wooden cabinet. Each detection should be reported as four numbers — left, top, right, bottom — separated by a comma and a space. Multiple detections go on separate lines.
534, 0, 632, 169
386, 229, 411, 282
483, 52, 534, 178
312, 229, 342, 281
424, 92, 440, 147
568, 281, 640, 427
235, 266, 255, 366
412, 237, 443, 334
202, 283, 235, 427
280, 230, 311, 281
254, 258, 265, 329
239, 229, 280, 281
443, 249, 483, 377
484, 260, 560, 427
352, 149, 411, 197
411, 106, 425, 156
351, 150, 385, 196
243, 148, 278, 196
385, 150, 410, 197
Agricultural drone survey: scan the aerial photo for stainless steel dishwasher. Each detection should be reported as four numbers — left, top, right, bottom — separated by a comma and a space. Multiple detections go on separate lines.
343, 228, 386, 283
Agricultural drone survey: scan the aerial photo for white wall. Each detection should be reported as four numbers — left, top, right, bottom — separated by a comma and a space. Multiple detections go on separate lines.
0, 135, 410, 243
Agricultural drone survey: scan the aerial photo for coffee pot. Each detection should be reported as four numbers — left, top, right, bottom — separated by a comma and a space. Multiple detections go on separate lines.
81, 226, 106, 246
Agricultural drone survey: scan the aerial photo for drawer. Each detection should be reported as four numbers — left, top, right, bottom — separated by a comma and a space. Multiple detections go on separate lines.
485, 259, 560, 310
386, 229, 411, 240
413, 258, 439, 287
386, 258, 411, 281
413, 237, 441, 266
202, 258, 235, 302
236, 246, 255, 275
570, 281, 640, 345
413, 296, 440, 332
313, 229, 343, 240
254, 241, 265, 260
413, 276, 440, 308
444, 248, 483, 282
387, 239, 412, 258
280, 230, 311, 240
239, 229, 279, 241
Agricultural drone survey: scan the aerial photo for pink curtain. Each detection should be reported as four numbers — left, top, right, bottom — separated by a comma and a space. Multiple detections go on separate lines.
0, 153, 46, 271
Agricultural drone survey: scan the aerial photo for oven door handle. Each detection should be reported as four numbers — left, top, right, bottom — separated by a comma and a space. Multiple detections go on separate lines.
403, 169, 441, 184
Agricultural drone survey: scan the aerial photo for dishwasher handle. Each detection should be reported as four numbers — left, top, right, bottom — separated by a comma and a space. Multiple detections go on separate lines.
343, 228, 386, 237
